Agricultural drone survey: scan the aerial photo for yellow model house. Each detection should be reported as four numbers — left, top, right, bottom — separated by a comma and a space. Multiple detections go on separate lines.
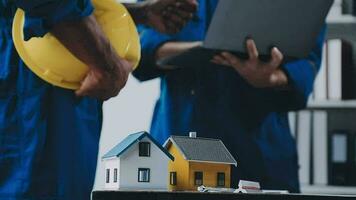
163, 132, 237, 191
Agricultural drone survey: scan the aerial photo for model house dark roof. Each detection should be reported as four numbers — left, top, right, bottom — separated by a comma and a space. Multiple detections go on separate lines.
164, 135, 237, 166
102, 131, 174, 160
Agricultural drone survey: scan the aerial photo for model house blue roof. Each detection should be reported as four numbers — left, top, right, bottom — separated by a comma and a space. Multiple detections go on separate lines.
102, 131, 174, 160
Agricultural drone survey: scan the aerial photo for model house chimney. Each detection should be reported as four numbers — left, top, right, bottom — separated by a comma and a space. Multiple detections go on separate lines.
189, 132, 197, 138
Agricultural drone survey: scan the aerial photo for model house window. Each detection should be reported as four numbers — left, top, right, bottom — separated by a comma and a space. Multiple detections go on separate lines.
194, 172, 203, 186
114, 168, 118, 183
138, 168, 150, 182
106, 169, 110, 183
139, 142, 151, 157
170, 172, 177, 186
217, 172, 225, 187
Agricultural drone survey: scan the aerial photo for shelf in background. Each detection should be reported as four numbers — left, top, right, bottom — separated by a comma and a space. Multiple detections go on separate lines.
327, 15, 356, 23
301, 185, 356, 195
326, 16, 356, 41
307, 100, 356, 109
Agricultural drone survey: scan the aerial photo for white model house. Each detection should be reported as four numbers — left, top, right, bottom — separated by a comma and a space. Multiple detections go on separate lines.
102, 131, 174, 190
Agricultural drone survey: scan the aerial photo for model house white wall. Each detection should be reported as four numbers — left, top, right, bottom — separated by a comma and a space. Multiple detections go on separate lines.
103, 135, 171, 190
119, 137, 170, 190
104, 158, 120, 189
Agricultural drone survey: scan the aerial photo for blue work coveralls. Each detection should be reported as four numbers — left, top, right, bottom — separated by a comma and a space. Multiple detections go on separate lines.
134, 0, 325, 192
0, 1, 102, 199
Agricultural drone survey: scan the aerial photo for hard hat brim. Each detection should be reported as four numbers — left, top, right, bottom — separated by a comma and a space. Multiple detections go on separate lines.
12, 0, 141, 90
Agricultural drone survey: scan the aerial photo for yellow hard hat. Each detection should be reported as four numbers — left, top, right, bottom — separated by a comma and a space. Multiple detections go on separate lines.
12, 0, 141, 90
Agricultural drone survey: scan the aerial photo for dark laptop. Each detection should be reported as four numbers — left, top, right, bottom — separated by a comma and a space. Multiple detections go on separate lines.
158, 0, 334, 69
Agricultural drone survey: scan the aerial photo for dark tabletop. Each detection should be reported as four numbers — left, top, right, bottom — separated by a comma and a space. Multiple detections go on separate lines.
92, 191, 356, 200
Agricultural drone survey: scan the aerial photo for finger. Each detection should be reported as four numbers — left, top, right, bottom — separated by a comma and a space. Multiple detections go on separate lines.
75, 81, 96, 97
175, 0, 198, 12
269, 70, 288, 87
76, 84, 110, 100
127, 61, 135, 72
75, 75, 94, 97
269, 72, 279, 86
75, 88, 87, 97
165, 5, 174, 13
221, 52, 243, 67
75, 71, 104, 98
246, 39, 259, 60
165, 13, 186, 27
211, 55, 230, 66
76, 87, 94, 97
164, 8, 193, 21
164, 20, 181, 34
76, 89, 101, 99
269, 47, 284, 68
163, 8, 192, 28
172, 8, 194, 20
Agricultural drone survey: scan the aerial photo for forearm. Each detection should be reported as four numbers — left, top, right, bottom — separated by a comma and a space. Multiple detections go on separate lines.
51, 15, 120, 71
156, 41, 202, 60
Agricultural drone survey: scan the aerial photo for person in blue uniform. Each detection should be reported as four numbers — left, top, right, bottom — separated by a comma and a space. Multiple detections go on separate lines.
134, 0, 325, 192
0, 0, 197, 199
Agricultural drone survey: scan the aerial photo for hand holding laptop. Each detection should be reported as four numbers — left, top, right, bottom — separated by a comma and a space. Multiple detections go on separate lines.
212, 39, 288, 89
159, 0, 333, 69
